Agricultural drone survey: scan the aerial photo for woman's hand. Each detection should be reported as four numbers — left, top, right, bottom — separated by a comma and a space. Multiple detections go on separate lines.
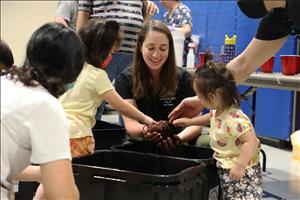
158, 135, 182, 149
168, 96, 203, 122
229, 164, 245, 181
142, 125, 162, 143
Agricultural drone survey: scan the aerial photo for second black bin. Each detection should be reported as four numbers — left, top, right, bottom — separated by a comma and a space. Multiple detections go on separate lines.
73, 150, 206, 200
92, 120, 126, 150
111, 141, 220, 200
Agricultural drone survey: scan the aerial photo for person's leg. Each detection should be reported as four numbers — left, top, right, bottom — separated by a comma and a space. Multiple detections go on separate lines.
95, 52, 133, 121
218, 164, 263, 200
34, 184, 45, 199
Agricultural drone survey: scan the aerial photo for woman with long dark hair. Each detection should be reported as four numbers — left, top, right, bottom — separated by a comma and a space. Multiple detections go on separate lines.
1, 23, 84, 199
115, 20, 202, 146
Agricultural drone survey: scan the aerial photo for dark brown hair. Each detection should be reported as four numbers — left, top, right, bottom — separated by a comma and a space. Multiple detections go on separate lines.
193, 52, 241, 109
132, 20, 177, 99
0, 39, 14, 73
78, 18, 120, 67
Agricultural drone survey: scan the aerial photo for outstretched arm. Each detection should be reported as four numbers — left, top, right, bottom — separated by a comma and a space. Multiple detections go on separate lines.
104, 89, 155, 125
168, 96, 203, 122
173, 113, 210, 127
40, 160, 79, 199
119, 99, 150, 137
226, 36, 288, 84
109, 98, 161, 141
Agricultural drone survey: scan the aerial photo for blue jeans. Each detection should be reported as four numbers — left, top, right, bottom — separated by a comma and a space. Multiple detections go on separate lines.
96, 52, 133, 121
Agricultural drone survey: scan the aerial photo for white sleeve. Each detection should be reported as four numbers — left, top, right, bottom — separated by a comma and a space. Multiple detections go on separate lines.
28, 99, 71, 164
55, 1, 72, 22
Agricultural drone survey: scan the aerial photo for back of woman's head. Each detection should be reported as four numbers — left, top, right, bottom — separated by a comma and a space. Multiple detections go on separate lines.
194, 52, 241, 108
8, 23, 84, 97
78, 18, 120, 67
132, 20, 177, 99
0, 39, 14, 72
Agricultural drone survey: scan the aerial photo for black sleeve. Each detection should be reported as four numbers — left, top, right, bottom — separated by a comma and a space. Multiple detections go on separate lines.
177, 68, 195, 99
255, 8, 289, 40
287, 0, 300, 33
114, 67, 134, 99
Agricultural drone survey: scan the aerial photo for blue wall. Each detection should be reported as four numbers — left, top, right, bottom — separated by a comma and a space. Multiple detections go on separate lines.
153, 0, 298, 141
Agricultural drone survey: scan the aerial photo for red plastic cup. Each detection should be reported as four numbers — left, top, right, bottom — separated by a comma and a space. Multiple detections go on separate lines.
280, 55, 300, 75
199, 52, 205, 66
297, 56, 300, 73
260, 56, 275, 73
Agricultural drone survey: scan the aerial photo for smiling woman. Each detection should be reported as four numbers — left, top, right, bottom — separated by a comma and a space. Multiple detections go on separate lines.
132, 20, 178, 99
141, 30, 169, 72
115, 20, 203, 147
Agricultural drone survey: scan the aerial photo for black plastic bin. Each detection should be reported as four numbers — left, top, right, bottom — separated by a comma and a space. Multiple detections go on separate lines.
111, 141, 220, 200
15, 181, 38, 200
72, 150, 206, 200
111, 140, 214, 161
92, 120, 126, 150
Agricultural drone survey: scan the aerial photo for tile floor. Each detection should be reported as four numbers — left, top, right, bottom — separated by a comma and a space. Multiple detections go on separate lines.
260, 144, 300, 200
102, 111, 300, 200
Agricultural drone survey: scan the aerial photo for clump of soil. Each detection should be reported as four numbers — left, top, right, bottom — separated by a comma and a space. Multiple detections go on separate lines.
146, 120, 174, 140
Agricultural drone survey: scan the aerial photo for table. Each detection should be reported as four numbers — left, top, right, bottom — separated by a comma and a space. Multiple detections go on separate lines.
241, 72, 300, 144
242, 72, 300, 92
186, 69, 300, 91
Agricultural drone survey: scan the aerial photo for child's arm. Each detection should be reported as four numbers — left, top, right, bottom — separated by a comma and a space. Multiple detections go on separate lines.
103, 89, 155, 125
229, 129, 259, 180
120, 98, 155, 138
15, 165, 41, 181
176, 125, 203, 144
173, 113, 210, 127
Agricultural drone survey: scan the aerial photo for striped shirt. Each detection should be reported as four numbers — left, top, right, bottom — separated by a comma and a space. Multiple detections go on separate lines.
78, 0, 144, 54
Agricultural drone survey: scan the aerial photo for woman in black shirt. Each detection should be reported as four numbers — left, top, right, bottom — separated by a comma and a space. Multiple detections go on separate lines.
115, 20, 202, 146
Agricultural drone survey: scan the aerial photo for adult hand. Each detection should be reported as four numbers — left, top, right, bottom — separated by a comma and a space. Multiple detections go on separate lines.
145, 0, 159, 16
158, 135, 182, 149
142, 126, 162, 143
142, 115, 157, 126
229, 164, 245, 181
168, 96, 203, 122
